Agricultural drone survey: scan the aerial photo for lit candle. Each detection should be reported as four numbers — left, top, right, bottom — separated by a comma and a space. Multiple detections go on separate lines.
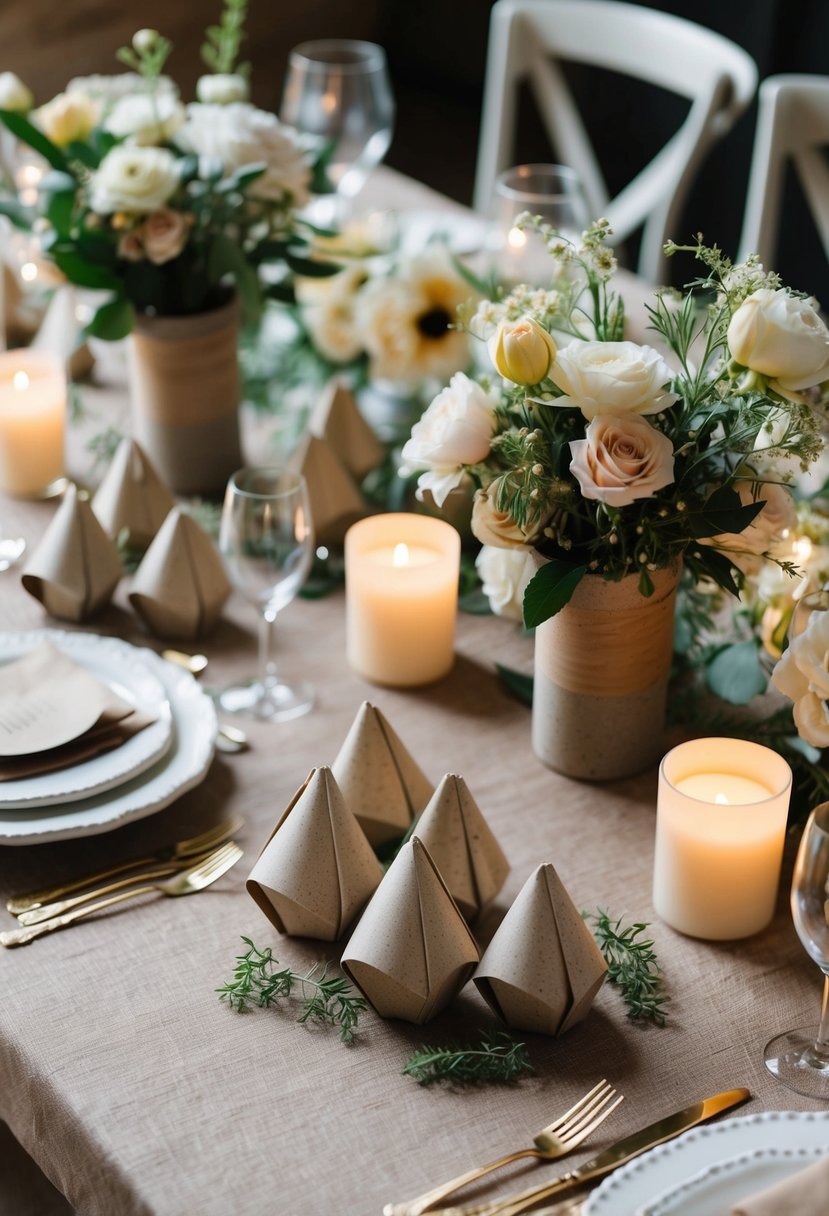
653, 738, 792, 940
0, 350, 66, 498
345, 513, 461, 687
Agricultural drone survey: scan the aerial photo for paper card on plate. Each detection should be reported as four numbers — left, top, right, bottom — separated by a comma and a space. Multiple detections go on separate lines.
342, 837, 480, 1023
310, 380, 384, 481
331, 701, 434, 846
412, 773, 509, 920
21, 483, 122, 621
473, 862, 607, 1036
246, 766, 383, 941
129, 507, 231, 639
92, 438, 174, 550
292, 432, 369, 546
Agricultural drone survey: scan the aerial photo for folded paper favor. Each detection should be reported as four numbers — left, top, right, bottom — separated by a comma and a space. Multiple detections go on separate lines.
342, 836, 480, 1023
31, 285, 94, 380
310, 380, 384, 481
92, 438, 175, 550
21, 483, 122, 621
474, 863, 607, 1036
413, 774, 509, 920
331, 701, 434, 847
292, 432, 369, 546
129, 507, 231, 639
246, 766, 383, 941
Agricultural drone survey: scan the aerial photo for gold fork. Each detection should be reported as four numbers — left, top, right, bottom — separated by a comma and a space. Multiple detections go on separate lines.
0, 843, 243, 947
384, 1081, 622, 1216
5, 818, 244, 915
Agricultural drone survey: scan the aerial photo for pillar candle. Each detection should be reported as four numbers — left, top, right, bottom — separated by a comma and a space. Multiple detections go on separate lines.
653, 738, 792, 940
0, 350, 66, 497
345, 513, 460, 687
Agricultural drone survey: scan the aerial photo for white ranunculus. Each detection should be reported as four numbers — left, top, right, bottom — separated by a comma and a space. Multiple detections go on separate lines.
399, 372, 497, 507
0, 72, 33, 113
196, 74, 249, 105
771, 609, 829, 746
90, 145, 179, 214
35, 91, 100, 147
105, 92, 185, 146
180, 102, 310, 206
728, 288, 829, 393
569, 413, 675, 507
475, 544, 533, 622
547, 340, 679, 421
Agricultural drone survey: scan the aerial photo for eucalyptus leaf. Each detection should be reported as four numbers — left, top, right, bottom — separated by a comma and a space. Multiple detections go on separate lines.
704, 641, 768, 704
496, 663, 534, 706
522, 560, 586, 628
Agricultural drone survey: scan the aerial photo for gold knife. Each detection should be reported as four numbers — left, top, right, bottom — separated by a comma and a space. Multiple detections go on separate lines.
426, 1088, 750, 1216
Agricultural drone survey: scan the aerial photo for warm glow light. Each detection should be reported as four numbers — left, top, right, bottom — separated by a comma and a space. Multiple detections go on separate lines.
795, 536, 814, 562
392, 543, 409, 567
316, 545, 329, 561
18, 164, 42, 187
13, 371, 29, 391
20, 262, 38, 283
321, 90, 338, 114
507, 226, 527, 249
715, 793, 729, 805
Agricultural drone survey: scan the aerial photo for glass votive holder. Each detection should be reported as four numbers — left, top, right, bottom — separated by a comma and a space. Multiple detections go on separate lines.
0, 349, 66, 498
653, 738, 792, 940
488, 163, 589, 285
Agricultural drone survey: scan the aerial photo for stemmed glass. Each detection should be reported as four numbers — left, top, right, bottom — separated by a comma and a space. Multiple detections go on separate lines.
218, 467, 315, 722
764, 799, 829, 1097
279, 39, 395, 226
489, 163, 590, 285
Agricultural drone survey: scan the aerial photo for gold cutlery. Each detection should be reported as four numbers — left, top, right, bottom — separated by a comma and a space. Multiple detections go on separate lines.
386, 1081, 622, 1216
215, 723, 250, 753
5, 817, 244, 915
1, 842, 243, 947
162, 649, 209, 675
421, 1088, 751, 1216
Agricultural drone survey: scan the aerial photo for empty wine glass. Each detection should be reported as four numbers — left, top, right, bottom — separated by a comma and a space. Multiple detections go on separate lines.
218, 467, 315, 722
764, 800, 829, 1097
489, 163, 590, 285
279, 39, 395, 226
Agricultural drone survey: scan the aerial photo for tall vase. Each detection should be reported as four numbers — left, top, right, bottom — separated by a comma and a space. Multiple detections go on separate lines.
532, 564, 681, 781
128, 294, 243, 497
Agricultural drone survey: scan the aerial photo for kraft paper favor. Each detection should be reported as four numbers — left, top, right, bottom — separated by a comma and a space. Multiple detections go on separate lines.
92, 438, 174, 550
331, 701, 434, 847
21, 483, 122, 621
341, 837, 480, 1023
246, 766, 383, 941
413, 774, 510, 920
310, 380, 384, 481
31, 285, 94, 380
129, 507, 231, 639
474, 863, 607, 1036
293, 433, 369, 546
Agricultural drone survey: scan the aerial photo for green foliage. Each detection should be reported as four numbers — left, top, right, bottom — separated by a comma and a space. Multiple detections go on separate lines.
0, 109, 68, 171
116, 30, 173, 80
704, 640, 768, 705
495, 663, 534, 706
202, 0, 249, 76
402, 1033, 532, 1086
522, 560, 586, 627
589, 910, 669, 1025
85, 297, 134, 342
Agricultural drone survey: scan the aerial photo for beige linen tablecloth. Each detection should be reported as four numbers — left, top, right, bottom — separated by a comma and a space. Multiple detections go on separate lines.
0, 170, 825, 1216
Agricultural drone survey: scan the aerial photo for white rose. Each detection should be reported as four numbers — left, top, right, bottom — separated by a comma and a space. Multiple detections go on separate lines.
547, 340, 679, 421
90, 145, 179, 214
0, 72, 33, 113
180, 102, 310, 206
569, 413, 675, 507
196, 74, 249, 105
728, 288, 829, 393
105, 92, 185, 146
35, 92, 100, 147
399, 372, 497, 507
475, 544, 533, 622
771, 609, 829, 746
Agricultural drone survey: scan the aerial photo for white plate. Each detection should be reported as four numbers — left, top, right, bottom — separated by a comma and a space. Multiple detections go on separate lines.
397, 208, 489, 256
640, 1145, 828, 1215
0, 631, 173, 809
585, 1110, 829, 1216
0, 636, 216, 845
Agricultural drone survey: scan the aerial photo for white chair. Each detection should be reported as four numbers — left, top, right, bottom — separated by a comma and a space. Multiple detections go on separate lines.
738, 74, 829, 270
474, 0, 758, 283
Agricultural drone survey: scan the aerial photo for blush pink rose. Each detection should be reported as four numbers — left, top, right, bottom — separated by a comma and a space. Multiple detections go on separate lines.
569, 414, 675, 507
141, 208, 193, 265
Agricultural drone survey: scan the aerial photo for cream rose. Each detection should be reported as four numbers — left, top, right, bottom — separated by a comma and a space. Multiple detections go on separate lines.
399, 372, 497, 507
104, 92, 185, 146
196, 74, 250, 104
475, 544, 534, 622
90, 145, 179, 214
0, 72, 33, 113
180, 102, 310, 206
547, 340, 679, 420
488, 317, 557, 385
297, 265, 366, 364
771, 609, 829, 746
569, 413, 675, 506
471, 485, 535, 548
141, 208, 192, 264
36, 91, 100, 146
728, 288, 829, 393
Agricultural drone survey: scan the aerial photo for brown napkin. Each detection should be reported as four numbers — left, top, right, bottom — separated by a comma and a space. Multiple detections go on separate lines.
732, 1154, 829, 1216
129, 507, 231, 639
0, 641, 155, 780
292, 432, 370, 546
92, 438, 174, 550
310, 380, 384, 480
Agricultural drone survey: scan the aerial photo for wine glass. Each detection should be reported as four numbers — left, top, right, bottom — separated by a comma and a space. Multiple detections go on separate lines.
279, 39, 395, 226
488, 163, 590, 285
764, 799, 829, 1097
218, 467, 315, 722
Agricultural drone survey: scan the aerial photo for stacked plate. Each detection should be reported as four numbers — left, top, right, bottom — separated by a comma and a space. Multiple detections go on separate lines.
0, 630, 216, 846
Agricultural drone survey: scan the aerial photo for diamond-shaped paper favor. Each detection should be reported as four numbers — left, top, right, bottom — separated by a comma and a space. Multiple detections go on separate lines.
413, 774, 509, 920
473, 863, 607, 1036
331, 701, 434, 847
92, 438, 174, 550
128, 507, 230, 639
246, 766, 383, 941
341, 837, 480, 1023
293, 432, 369, 546
310, 380, 384, 481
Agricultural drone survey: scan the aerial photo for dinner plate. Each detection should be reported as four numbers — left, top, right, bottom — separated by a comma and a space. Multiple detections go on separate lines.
0, 635, 216, 845
638, 1145, 827, 1215
0, 631, 173, 809
585, 1110, 829, 1216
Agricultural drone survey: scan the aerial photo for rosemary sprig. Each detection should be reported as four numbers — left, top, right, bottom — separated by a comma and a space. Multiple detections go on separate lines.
217, 936, 367, 1042
402, 1033, 532, 1086
589, 910, 669, 1025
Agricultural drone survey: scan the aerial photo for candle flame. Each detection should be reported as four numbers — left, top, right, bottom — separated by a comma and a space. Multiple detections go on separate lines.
20, 262, 38, 283
795, 535, 813, 562
13, 371, 29, 391
715, 793, 729, 805
392, 543, 409, 567
321, 90, 338, 114
507, 226, 527, 249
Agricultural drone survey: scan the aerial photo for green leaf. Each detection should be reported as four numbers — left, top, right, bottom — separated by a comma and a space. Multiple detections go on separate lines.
218, 163, 266, 193
85, 296, 134, 341
40, 170, 78, 235
285, 251, 343, 277
704, 641, 768, 705
496, 663, 534, 706
208, 233, 262, 323
686, 485, 765, 539
688, 546, 741, 597
0, 109, 68, 171
522, 560, 586, 628
64, 140, 101, 170
310, 138, 337, 195
264, 282, 297, 305
50, 247, 121, 290
0, 198, 33, 231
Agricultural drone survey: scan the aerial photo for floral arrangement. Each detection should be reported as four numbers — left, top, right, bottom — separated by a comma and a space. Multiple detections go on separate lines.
401, 219, 829, 628
0, 1, 332, 340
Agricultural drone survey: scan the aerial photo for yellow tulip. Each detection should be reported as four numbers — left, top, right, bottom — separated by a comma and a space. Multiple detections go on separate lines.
488, 317, 557, 385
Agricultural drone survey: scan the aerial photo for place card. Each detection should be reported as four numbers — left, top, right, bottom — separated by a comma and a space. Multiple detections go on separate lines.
129, 507, 231, 639
92, 438, 174, 550
310, 380, 384, 480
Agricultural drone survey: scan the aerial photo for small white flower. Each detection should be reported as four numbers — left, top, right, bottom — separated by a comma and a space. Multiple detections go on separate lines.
105, 91, 185, 146
196, 74, 249, 105
90, 145, 179, 214
475, 545, 534, 621
0, 72, 33, 113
